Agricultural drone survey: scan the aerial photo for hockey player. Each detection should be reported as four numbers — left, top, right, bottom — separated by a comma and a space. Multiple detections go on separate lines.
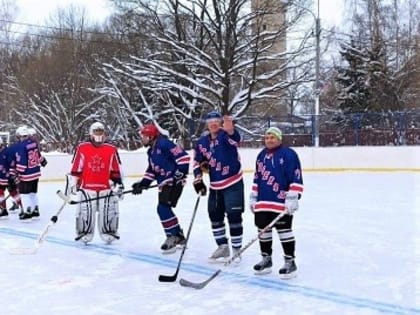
192, 111, 245, 263
3, 136, 24, 214
14, 125, 43, 221
131, 123, 189, 254
70, 122, 124, 244
0, 138, 9, 218
249, 127, 304, 279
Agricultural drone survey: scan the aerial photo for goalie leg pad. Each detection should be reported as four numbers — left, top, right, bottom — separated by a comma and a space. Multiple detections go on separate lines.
98, 190, 120, 244
75, 189, 96, 243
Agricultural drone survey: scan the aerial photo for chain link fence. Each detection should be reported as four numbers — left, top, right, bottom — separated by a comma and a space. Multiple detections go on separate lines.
34, 110, 420, 152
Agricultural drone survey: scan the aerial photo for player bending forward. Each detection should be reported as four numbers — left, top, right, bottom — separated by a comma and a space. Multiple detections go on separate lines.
69, 122, 124, 244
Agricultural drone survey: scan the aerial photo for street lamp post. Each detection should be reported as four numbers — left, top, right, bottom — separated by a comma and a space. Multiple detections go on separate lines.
314, 3, 320, 147
290, 0, 321, 146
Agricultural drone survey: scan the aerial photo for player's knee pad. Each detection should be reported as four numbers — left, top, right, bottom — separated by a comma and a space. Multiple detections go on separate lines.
75, 189, 96, 241
98, 191, 119, 243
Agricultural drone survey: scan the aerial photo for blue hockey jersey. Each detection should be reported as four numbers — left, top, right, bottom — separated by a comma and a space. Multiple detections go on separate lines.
141, 136, 190, 187
193, 129, 242, 190
15, 138, 42, 181
251, 145, 304, 213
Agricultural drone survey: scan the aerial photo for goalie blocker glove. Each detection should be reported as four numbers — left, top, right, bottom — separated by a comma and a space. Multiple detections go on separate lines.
112, 178, 124, 200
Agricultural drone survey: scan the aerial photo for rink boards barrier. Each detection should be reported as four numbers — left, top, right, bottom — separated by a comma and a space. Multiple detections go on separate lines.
39, 146, 420, 181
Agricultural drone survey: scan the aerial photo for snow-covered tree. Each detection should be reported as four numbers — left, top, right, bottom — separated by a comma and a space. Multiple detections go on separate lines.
96, 0, 313, 141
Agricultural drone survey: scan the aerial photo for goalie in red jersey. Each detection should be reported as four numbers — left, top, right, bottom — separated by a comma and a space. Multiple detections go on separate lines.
69, 122, 124, 244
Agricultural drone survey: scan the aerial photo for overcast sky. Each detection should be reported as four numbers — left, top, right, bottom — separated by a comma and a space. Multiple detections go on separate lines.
15, 0, 345, 27
16, 0, 114, 24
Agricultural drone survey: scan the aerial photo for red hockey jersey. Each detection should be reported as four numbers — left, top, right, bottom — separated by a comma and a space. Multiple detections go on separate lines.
71, 141, 122, 191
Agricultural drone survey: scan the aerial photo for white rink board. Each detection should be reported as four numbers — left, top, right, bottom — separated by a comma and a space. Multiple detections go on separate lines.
40, 146, 420, 181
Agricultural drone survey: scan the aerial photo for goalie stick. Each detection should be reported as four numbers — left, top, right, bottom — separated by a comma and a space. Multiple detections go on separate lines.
179, 211, 287, 289
9, 190, 69, 255
158, 195, 201, 282
62, 184, 158, 205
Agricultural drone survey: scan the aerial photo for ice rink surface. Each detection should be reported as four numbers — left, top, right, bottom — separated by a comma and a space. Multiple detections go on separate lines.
0, 172, 419, 315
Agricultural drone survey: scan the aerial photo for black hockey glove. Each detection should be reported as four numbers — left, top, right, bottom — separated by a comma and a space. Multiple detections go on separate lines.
8, 175, 19, 190
193, 178, 207, 196
40, 157, 48, 167
132, 181, 147, 195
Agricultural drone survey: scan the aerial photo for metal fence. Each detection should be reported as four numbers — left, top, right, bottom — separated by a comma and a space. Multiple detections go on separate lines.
237, 111, 420, 147
36, 110, 419, 152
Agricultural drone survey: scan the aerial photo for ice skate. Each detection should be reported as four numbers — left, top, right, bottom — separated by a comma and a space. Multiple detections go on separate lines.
19, 208, 32, 222
231, 247, 242, 264
208, 244, 230, 263
31, 206, 40, 220
8, 202, 19, 212
175, 229, 186, 249
101, 233, 120, 245
253, 254, 272, 275
161, 232, 185, 254
0, 207, 8, 220
279, 257, 297, 279
75, 233, 94, 245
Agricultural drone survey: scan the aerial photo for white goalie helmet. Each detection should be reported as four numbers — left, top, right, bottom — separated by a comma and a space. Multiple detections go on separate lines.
16, 126, 29, 137
89, 121, 106, 144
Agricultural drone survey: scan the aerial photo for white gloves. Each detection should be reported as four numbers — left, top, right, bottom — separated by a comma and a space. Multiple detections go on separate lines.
249, 192, 257, 213
285, 191, 299, 214
113, 183, 125, 200
65, 174, 80, 196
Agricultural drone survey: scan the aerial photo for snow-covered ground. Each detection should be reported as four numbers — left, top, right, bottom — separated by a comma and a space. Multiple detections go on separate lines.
0, 172, 418, 315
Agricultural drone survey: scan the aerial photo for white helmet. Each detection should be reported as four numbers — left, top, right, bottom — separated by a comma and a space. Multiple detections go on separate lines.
16, 126, 29, 137
89, 122, 106, 144
27, 127, 37, 136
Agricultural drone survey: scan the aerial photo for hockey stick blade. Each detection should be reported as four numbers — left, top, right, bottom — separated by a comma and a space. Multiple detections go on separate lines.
57, 190, 71, 203
9, 246, 40, 255
179, 269, 222, 289
10, 192, 68, 255
158, 272, 179, 282
179, 212, 287, 289
158, 195, 201, 282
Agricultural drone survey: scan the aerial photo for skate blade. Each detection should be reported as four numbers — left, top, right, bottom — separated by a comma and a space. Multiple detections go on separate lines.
161, 248, 177, 255
254, 268, 272, 275
208, 257, 229, 264
19, 219, 33, 223
279, 271, 297, 280
75, 235, 93, 245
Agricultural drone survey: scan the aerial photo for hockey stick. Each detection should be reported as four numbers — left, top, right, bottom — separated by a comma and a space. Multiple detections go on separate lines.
0, 194, 11, 204
9, 190, 68, 255
61, 184, 159, 205
158, 195, 201, 282
179, 211, 287, 289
